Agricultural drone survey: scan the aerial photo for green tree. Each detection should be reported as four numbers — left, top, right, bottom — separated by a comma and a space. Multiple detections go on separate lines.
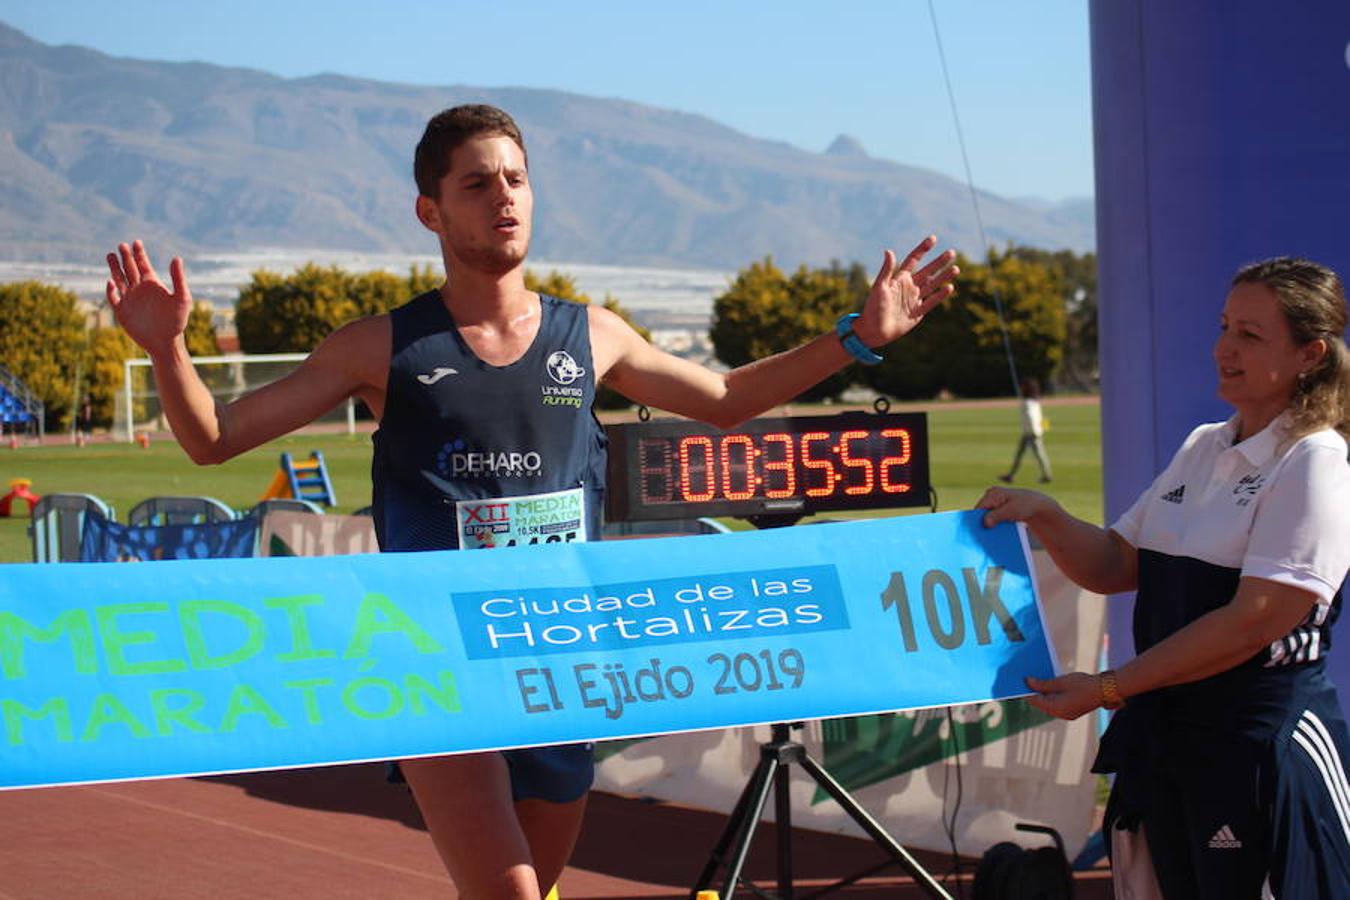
709, 258, 789, 369
824, 259, 872, 306
85, 326, 145, 427
525, 270, 586, 304
525, 269, 650, 410
179, 301, 241, 400
185, 302, 220, 357
407, 264, 442, 298
350, 270, 414, 320
236, 264, 443, 354
862, 304, 947, 401
866, 249, 1069, 400
236, 265, 358, 353
0, 281, 87, 428
710, 258, 858, 401
950, 248, 1063, 399
1008, 246, 1097, 390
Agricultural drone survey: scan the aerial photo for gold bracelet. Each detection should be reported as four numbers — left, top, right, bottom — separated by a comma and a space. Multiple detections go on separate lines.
1098, 670, 1125, 710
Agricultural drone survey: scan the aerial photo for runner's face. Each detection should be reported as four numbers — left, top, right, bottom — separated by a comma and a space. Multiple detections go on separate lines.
423, 135, 532, 275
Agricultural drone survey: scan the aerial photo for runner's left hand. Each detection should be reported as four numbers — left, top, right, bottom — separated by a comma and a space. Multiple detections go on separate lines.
852, 235, 958, 348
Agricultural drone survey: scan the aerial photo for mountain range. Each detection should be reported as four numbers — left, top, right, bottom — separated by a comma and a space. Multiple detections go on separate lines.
0, 22, 1092, 270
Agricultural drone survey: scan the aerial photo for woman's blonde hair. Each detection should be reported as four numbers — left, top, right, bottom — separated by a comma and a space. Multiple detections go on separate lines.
1232, 257, 1349, 440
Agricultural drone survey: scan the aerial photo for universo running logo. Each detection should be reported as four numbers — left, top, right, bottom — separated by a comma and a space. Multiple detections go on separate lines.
546, 350, 585, 385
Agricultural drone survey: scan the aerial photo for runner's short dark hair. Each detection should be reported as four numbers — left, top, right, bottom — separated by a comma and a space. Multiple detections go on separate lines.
414, 104, 527, 198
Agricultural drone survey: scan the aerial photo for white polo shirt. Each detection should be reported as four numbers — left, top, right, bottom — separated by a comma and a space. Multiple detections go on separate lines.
1112, 414, 1350, 665
1021, 398, 1045, 438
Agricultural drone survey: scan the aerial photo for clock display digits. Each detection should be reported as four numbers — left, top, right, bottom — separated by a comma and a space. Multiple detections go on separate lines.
838, 429, 873, 496
800, 431, 839, 498
879, 427, 913, 494
762, 432, 796, 498
719, 434, 758, 501
607, 413, 929, 521
678, 435, 716, 502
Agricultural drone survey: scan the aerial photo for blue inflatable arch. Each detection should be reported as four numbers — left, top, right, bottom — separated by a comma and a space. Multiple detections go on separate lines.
1091, 2, 1350, 706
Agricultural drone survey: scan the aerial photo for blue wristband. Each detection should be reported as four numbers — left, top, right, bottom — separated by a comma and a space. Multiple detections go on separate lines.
835, 313, 883, 366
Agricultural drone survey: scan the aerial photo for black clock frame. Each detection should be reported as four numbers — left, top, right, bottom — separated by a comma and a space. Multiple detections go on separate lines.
603, 411, 931, 523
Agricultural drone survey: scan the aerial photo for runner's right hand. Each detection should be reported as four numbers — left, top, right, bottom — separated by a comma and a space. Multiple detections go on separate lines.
106, 240, 194, 357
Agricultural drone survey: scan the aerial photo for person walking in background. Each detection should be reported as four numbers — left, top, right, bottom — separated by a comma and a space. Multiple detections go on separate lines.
999, 376, 1052, 483
75, 393, 93, 445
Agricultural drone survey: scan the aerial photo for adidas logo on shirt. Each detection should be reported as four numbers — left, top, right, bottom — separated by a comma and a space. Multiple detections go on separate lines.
1160, 485, 1186, 504
1206, 824, 1242, 849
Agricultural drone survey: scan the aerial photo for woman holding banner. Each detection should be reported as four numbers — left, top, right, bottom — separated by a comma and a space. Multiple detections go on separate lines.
978, 257, 1350, 898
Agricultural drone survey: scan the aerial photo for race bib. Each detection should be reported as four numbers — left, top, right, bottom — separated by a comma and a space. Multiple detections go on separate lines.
455, 487, 587, 550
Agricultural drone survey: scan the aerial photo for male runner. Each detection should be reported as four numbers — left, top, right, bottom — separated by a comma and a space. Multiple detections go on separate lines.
105, 104, 958, 900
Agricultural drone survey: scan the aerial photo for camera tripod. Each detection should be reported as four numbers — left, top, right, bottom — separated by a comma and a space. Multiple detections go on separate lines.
690, 722, 953, 899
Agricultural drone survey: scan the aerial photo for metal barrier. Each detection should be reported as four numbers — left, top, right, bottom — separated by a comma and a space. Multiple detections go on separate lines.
247, 497, 326, 518
126, 496, 236, 527
28, 493, 115, 563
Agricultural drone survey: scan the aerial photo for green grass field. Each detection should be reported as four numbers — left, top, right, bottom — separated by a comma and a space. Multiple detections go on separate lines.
0, 399, 1101, 564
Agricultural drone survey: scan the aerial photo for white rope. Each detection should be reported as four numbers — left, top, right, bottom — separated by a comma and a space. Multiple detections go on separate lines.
926, 0, 1023, 397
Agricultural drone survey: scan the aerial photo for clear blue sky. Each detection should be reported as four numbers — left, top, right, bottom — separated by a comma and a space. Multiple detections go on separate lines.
1, 0, 1094, 202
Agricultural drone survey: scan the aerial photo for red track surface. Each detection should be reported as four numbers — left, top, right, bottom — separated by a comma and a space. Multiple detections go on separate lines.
0, 763, 1112, 899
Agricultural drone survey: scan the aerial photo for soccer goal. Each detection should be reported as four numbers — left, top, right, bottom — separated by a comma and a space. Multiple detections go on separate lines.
118, 353, 364, 442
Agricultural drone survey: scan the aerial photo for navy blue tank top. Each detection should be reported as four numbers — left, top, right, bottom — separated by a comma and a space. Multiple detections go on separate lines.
371, 291, 607, 552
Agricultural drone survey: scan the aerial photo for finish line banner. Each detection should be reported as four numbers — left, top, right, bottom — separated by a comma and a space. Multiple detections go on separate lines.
0, 511, 1056, 790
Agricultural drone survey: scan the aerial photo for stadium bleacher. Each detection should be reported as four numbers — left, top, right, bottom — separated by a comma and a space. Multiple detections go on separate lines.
0, 365, 43, 437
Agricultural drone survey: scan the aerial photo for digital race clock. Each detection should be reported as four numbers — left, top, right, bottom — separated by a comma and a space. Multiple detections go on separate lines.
604, 412, 930, 522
